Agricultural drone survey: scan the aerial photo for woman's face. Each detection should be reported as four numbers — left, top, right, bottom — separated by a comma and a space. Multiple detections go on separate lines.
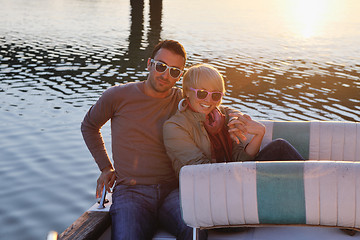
187, 82, 223, 115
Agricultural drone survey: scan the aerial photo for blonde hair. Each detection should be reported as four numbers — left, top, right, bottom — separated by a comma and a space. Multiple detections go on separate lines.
182, 64, 225, 99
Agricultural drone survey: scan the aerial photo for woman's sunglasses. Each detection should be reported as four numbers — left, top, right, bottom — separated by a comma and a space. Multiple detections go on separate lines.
150, 59, 184, 79
190, 87, 224, 102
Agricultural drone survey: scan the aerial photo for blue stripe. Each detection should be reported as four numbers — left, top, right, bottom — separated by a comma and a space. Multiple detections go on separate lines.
272, 121, 310, 159
256, 162, 306, 224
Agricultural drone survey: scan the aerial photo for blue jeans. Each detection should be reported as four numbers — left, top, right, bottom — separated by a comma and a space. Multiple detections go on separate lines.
255, 138, 304, 161
110, 182, 207, 240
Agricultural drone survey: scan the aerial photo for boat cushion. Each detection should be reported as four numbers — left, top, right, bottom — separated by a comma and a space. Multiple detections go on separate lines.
180, 161, 360, 229
259, 121, 360, 161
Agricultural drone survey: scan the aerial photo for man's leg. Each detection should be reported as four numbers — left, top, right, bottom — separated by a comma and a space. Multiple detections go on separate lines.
255, 138, 304, 161
110, 184, 157, 240
158, 188, 208, 240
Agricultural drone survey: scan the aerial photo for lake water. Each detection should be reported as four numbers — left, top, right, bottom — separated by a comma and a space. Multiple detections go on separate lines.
0, 0, 359, 239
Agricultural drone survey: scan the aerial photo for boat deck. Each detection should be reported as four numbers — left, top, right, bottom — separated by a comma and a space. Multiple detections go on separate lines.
82, 193, 360, 240
98, 225, 359, 240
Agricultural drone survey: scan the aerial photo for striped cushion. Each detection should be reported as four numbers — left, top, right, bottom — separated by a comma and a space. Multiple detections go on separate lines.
259, 121, 360, 161
180, 161, 360, 229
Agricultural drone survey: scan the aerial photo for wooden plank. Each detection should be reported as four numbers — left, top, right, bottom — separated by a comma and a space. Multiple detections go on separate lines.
59, 211, 111, 240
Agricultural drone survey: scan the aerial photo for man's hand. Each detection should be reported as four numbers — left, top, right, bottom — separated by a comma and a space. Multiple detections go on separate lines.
96, 166, 116, 198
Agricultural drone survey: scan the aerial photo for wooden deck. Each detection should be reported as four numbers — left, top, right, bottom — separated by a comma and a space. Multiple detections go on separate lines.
59, 199, 359, 240
59, 211, 110, 240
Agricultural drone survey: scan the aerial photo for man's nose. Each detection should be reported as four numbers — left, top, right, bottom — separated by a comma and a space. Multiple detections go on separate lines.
161, 68, 170, 78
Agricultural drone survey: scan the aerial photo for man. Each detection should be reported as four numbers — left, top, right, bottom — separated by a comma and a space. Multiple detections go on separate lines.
81, 40, 196, 239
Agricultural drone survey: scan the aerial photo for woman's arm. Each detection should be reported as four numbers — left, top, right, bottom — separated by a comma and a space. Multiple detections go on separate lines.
163, 120, 212, 177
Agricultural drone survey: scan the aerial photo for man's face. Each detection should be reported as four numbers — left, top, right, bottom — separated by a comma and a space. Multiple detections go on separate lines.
147, 48, 185, 95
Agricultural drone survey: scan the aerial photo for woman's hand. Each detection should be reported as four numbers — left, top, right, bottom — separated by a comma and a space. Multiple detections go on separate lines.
228, 113, 265, 143
228, 113, 265, 157
228, 114, 247, 144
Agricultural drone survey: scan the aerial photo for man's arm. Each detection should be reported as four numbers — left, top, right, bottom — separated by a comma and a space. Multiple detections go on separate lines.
81, 107, 113, 170
81, 87, 117, 196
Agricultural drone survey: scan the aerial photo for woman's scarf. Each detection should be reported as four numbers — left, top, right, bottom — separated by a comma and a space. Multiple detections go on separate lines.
203, 108, 233, 163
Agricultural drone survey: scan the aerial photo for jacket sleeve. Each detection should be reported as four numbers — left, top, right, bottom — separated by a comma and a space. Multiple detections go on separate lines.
163, 120, 211, 178
231, 142, 255, 162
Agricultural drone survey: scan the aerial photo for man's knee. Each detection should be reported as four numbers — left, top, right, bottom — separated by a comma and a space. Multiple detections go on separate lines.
110, 185, 158, 239
111, 209, 157, 240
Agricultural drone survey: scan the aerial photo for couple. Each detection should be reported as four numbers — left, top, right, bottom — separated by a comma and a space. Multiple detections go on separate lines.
81, 40, 303, 240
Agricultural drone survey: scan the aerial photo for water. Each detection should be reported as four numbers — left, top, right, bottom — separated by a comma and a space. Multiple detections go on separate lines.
0, 0, 359, 239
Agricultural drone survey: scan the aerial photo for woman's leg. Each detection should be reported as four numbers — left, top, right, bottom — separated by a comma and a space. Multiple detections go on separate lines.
255, 138, 304, 161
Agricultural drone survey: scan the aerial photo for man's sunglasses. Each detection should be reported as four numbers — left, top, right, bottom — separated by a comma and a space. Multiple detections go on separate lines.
190, 87, 224, 102
150, 59, 184, 79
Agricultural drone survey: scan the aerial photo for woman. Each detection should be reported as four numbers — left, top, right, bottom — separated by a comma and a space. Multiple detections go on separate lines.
163, 64, 303, 177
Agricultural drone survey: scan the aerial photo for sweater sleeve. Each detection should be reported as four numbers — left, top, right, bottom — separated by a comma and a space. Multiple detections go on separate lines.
81, 87, 117, 171
163, 120, 211, 178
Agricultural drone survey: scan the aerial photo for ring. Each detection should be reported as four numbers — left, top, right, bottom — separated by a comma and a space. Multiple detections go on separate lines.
229, 116, 238, 122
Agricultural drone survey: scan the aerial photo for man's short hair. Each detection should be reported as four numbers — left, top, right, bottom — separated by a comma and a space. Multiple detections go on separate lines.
151, 40, 187, 64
